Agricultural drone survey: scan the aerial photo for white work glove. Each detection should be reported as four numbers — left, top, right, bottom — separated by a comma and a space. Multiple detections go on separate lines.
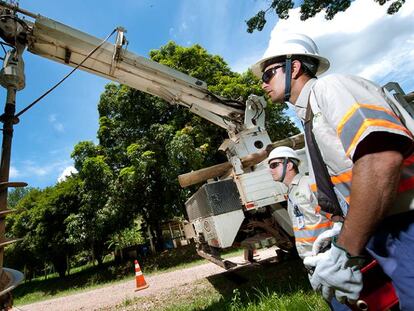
312, 222, 343, 255
303, 239, 364, 304
303, 250, 330, 267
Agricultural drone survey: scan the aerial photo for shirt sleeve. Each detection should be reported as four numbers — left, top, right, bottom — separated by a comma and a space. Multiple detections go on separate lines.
312, 74, 413, 160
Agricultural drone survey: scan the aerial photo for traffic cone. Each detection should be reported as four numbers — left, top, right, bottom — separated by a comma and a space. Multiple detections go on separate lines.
134, 259, 149, 291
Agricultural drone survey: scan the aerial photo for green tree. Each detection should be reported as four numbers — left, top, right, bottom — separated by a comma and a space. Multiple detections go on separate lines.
107, 219, 144, 252
65, 156, 113, 265
7, 187, 33, 209
71, 141, 100, 171
37, 178, 82, 277
246, 0, 406, 33
95, 41, 298, 251
6, 177, 82, 278
5, 188, 43, 280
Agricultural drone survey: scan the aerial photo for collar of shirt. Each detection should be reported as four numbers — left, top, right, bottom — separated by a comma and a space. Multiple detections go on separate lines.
294, 78, 317, 122
288, 173, 303, 193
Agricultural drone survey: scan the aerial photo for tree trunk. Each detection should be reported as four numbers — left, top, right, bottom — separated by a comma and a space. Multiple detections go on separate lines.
97, 256, 103, 266
52, 256, 68, 279
90, 242, 96, 266
154, 223, 164, 252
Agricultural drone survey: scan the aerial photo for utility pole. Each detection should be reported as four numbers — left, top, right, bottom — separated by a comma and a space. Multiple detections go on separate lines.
0, 5, 28, 307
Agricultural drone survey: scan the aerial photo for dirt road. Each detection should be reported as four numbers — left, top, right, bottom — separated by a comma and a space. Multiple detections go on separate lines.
15, 248, 278, 311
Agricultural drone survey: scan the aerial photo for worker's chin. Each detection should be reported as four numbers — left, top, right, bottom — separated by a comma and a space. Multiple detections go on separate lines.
270, 96, 283, 104
271, 176, 281, 182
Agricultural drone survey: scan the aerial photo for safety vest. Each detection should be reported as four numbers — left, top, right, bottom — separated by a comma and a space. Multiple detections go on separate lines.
287, 174, 333, 258
295, 75, 414, 216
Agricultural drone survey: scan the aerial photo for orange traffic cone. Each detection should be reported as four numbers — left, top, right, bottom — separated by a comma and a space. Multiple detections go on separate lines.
134, 259, 149, 291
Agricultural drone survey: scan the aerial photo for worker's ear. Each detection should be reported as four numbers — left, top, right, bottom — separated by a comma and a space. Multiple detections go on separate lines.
291, 60, 302, 79
286, 161, 294, 171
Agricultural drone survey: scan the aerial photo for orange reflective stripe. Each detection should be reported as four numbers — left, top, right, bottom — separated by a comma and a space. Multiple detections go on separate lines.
293, 221, 332, 232
337, 103, 360, 137
311, 171, 352, 187
311, 172, 351, 190
331, 170, 352, 184
345, 119, 412, 157
337, 103, 401, 137
295, 237, 317, 243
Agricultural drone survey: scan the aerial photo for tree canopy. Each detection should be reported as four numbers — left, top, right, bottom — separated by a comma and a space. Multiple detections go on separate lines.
246, 0, 406, 33
95, 41, 298, 250
6, 178, 82, 278
6, 41, 299, 277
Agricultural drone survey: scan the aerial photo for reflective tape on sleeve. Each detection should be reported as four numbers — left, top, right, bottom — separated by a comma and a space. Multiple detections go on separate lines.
337, 104, 410, 156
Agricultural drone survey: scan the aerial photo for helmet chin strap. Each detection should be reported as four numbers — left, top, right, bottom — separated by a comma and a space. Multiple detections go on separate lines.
284, 56, 292, 103
279, 158, 288, 183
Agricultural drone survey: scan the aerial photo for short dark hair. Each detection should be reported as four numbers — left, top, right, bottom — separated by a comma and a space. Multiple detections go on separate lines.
262, 57, 285, 71
296, 56, 319, 78
289, 158, 300, 173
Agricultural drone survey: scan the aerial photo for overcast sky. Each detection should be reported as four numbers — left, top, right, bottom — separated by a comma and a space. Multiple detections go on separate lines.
2, 0, 413, 188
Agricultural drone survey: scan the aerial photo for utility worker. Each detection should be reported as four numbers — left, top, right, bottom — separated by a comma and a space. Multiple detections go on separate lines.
268, 146, 349, 311
251, 33, 414, 310
267, 146, 334, 259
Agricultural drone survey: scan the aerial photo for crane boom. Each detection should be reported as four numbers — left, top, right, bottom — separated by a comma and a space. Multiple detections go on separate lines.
33, 17, 247, 130
27, 16, 244, 131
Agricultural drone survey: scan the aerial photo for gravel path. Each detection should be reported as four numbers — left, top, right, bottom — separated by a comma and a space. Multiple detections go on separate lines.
14, 248, 277, 311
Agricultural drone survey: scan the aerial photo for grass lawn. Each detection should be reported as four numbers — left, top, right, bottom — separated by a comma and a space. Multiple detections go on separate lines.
13, 245, 330, 310
110, 256, 329, 311
12, 245, 242, 305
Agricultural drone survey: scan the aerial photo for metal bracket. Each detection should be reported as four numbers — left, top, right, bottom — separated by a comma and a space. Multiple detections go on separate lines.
196, 249, 237, 270
230, 156, 243, 175
110, 27, 127, 76
244, 95, 267, 130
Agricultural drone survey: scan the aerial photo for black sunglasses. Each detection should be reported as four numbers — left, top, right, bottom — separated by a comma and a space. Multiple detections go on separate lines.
262, 64, 285, 84
269, 161, 283, 169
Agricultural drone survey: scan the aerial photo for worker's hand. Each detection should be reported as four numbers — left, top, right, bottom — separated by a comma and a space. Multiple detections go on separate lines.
303, 250, 330, 268
312, 222, 343, 255
303, 238, 364, 304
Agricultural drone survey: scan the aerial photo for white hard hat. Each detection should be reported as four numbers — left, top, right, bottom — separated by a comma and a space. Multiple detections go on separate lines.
251, 33, 330, 78
268, 146, 300, 163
